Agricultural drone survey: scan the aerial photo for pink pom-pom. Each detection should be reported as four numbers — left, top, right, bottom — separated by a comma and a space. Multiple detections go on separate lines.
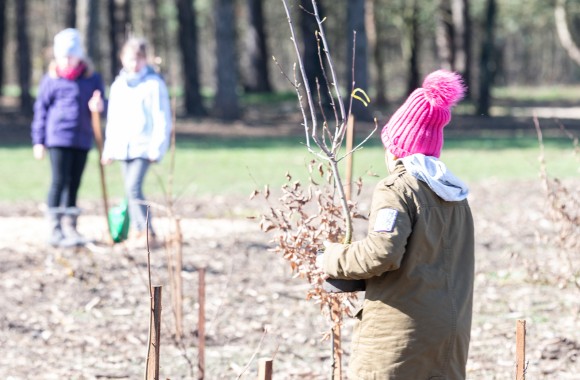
422, 70, 466, 108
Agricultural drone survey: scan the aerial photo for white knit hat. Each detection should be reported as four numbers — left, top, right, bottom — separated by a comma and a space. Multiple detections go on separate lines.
53, 28, 84, 59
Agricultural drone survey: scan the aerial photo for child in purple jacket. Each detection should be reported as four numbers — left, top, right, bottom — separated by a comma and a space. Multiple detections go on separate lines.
31, 28, 105, 247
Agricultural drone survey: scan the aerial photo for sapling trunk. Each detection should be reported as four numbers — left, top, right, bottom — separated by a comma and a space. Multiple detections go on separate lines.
329, 159, 352, 244
278, 2, 376, 379
281, 0, 356, 244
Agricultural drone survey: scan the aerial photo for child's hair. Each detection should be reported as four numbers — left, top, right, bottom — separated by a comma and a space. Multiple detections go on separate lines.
121, 37, 148, 59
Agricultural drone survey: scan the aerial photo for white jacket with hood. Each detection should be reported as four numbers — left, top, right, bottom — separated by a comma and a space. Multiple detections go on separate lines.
102, 65, 171, 162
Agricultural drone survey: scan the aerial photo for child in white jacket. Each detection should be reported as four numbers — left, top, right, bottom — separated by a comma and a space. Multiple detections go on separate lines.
101, 37, 172, 248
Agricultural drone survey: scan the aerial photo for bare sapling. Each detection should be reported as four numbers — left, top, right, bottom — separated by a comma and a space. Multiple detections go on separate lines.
149, 95, 185, 340
144, 208, 162, 380
534, 116, 580, 290
275, 0, 376, 245
254, 0, 377, 378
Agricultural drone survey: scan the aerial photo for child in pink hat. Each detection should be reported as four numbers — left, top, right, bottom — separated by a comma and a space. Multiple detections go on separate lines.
318, 70, 475, 379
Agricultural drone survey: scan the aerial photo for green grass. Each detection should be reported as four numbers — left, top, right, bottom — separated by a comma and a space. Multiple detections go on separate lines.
493, 85, 580, 102
0, 135, 577, 202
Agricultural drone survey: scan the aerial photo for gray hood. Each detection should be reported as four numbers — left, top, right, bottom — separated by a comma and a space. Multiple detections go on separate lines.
401, 154, 469, 201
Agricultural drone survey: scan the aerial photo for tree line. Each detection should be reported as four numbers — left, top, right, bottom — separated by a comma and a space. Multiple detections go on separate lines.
1, 0, 580, 120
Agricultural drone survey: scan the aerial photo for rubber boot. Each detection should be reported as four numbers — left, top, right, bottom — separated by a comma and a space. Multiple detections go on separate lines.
47, 208, 65, 247
60, 207, 90, 248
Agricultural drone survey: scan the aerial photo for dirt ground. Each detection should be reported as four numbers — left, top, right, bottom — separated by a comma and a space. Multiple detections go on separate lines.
1, 106, 579, 379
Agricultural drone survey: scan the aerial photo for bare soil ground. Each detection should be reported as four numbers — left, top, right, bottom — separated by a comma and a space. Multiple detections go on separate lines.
1, 105, 579, 379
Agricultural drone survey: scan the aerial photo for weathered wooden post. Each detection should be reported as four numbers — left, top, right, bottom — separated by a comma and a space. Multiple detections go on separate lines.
198, 267, 206, 380
344, 116, 355, 201
257, 358, 273, 380
516, 319, 526, 380
146, 285, 162, 380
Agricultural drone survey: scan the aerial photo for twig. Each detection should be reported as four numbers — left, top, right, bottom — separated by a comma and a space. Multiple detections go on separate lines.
235, 328, 270, 380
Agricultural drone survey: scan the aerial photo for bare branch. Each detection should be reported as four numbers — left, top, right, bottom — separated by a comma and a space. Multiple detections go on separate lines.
555, 0, 580, 66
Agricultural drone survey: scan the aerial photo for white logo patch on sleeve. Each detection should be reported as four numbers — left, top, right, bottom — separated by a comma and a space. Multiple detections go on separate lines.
374, 208, 399, 233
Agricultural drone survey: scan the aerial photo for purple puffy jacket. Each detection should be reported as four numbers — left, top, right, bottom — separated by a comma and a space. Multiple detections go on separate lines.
31, 66, 105, 151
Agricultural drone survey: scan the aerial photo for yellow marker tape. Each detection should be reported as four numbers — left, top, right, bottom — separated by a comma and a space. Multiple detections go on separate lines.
351, 88, 371, 107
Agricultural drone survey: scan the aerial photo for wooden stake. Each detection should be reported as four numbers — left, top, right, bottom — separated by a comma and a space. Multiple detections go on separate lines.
257, 358, 273, 380
146, 286, 162, 380
90, 110, 113, 243
198, 267, 206, 380
516, 319, 526, 380
344, 115, 355, 201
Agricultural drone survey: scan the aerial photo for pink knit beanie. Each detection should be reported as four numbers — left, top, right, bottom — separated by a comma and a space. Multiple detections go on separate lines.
381, 70, 466, 158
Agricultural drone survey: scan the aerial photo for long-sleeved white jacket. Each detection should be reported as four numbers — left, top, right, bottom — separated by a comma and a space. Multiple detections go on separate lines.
102, 65, 171, 162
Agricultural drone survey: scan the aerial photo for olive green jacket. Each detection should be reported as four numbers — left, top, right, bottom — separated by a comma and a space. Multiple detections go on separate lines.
323, 159, 474, 380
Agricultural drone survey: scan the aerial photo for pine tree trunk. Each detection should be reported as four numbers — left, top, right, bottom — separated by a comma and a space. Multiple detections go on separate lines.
452, 0, 471, 98
16, 0, 32, 113
176, 0, 206, 116
346, 0, 370, 120
300, 0, 328, 103
147, 0, 168, 74
85, 0, 101, 72
243, 0, 272, 93
366, 0, 387, 107
0, 0, 7, 96
435, 0, 454, 71
213, 0, 240, 120
477, 0, 496, 116
108, 0, 131, 79
65, 0, 77, 28
405, 0, 420, 94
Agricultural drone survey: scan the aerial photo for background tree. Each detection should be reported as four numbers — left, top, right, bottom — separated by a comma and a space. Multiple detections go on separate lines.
404, 0, 420, 94
299, 0, 329, 104
16, 0, 32, 112
477, 0, 497, 116
242, 0, 272, 93
176, 0, 206, 116
65, 0, 77, 28
346, 0, 371, 121
435, 0, 471, 96
0, 0, 6, 96
435, 0, 454, 71
452, 0, 471, 97
146, 0, 167, 73
7, 0, 580, 118
555, 0, 580, 66
84, 0, 102, 74
108, 0, 131, 79
213, 0, 240, 120
366, 0, 387, 106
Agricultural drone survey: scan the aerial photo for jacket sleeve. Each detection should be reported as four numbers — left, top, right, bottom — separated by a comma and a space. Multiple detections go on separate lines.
147, 77, 172, 162
323, 179, 414, 280
30, 76, 52, 146
95, 73, 108, 118
101, 81, 119, 160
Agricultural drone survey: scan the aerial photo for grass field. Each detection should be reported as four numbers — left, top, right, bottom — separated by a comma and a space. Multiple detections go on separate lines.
0, 134, 577, 203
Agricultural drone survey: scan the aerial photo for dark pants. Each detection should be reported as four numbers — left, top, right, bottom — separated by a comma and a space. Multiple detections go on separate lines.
121, 158, 151, 233
47, 147, 89, 208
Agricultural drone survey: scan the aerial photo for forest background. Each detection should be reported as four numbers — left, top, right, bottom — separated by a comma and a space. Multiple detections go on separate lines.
1, 0, 580, 379
1, 0, 580, 119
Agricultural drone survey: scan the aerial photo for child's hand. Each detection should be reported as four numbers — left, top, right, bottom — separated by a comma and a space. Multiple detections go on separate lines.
100, 157, 112, 165
88, 90, 104, 113
33, 144, 45, 160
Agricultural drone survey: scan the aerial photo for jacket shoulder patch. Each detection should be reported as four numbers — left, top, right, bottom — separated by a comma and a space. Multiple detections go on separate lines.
374, 208, 398, 232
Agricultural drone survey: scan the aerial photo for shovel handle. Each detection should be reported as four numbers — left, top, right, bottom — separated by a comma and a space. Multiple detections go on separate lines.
91, 111, 113, 244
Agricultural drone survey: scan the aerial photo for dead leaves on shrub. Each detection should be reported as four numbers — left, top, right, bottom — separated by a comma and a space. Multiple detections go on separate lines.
252, 160, 362, 317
